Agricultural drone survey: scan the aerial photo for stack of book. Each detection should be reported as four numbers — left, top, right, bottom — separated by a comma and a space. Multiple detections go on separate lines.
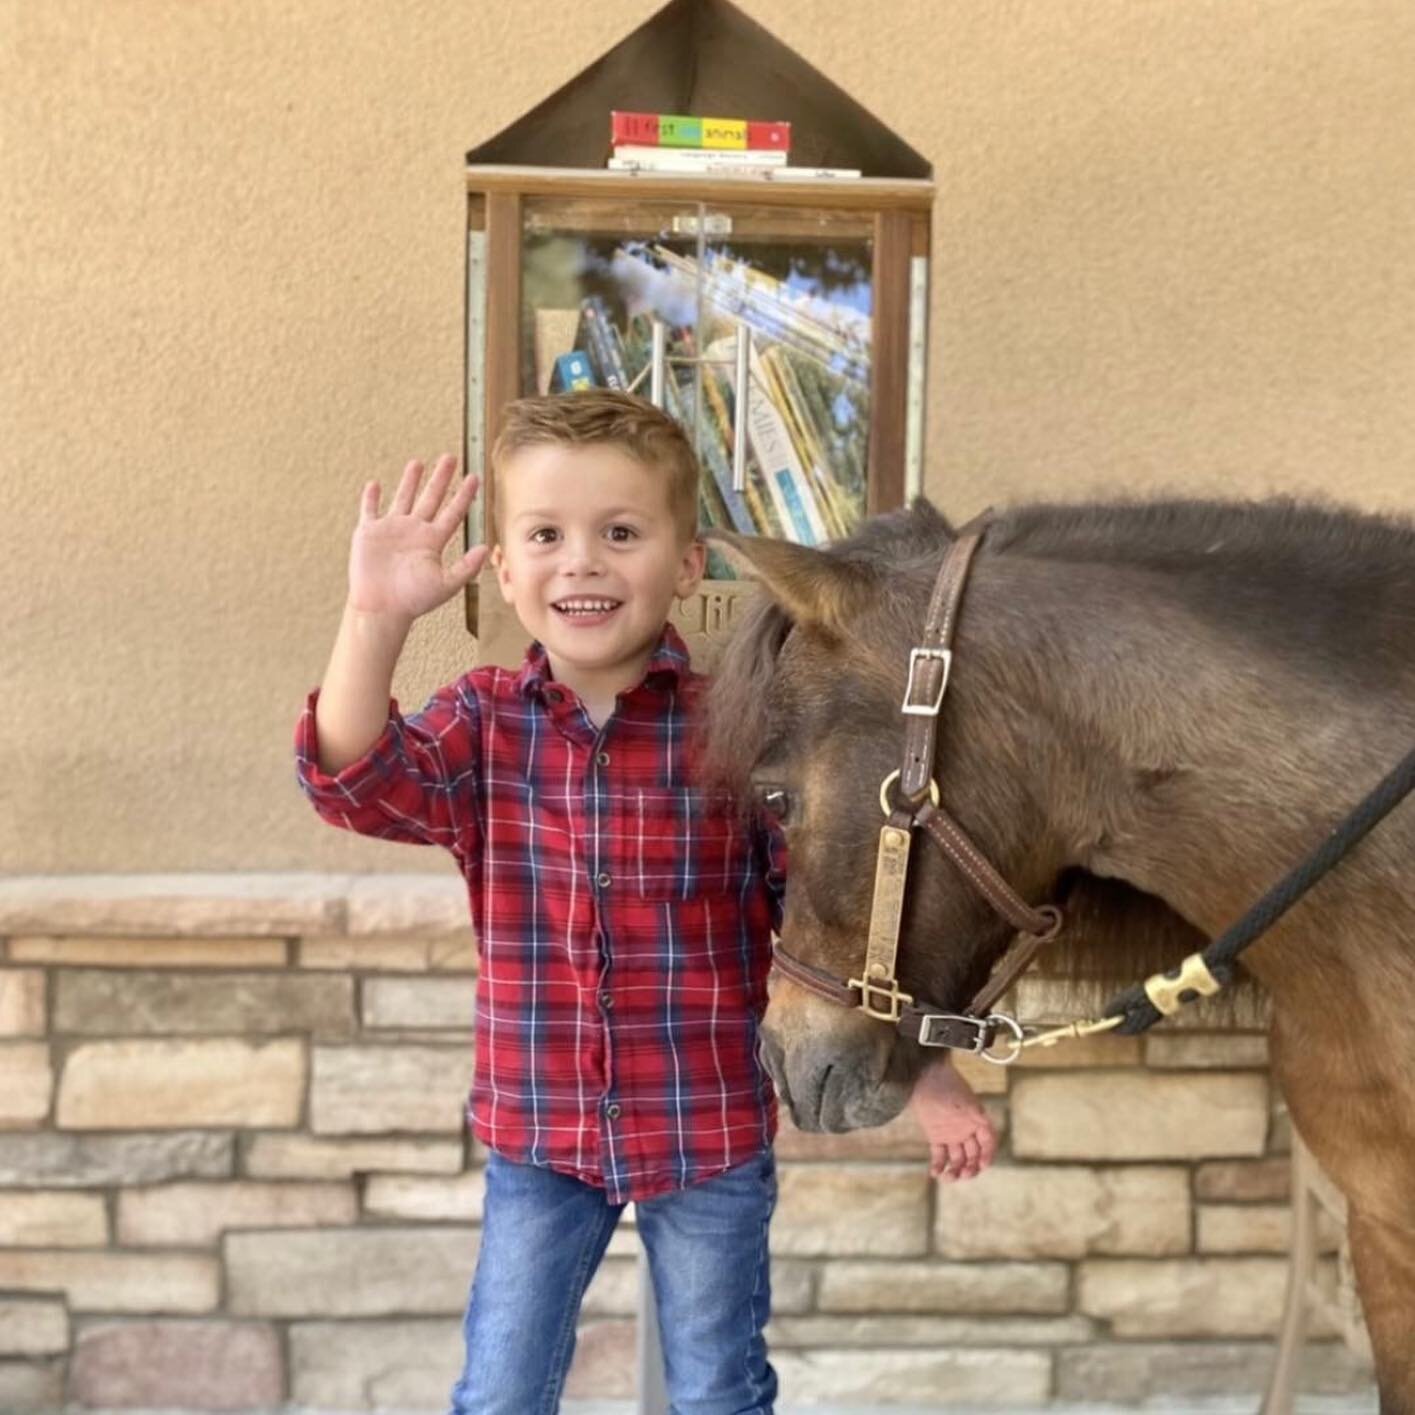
606, 109, 860, 181
539, 241, 871, 556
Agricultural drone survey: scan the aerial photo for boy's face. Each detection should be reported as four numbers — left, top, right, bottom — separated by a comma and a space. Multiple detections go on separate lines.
493, 442, 705, 696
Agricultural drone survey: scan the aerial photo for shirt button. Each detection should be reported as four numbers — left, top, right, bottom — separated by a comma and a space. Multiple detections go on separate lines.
605, 1102, 622, 1121
600, 991, 614, 1009
545, 689, 563, 704
596, 872, 612, 889
595, 750, 610, 767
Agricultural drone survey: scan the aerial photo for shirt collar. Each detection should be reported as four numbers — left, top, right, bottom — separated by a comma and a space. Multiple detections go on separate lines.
514, 623, 691, 701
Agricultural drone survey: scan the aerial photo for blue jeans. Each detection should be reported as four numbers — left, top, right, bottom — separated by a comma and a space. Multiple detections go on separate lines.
447, 1149, 778, 1414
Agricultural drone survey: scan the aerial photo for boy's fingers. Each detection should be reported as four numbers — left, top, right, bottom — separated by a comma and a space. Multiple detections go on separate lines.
359, 481, 381, 523
447, 544, 489, 588
978, 1122, 998, 1167
390, 459, 424, 516
433, 470, 479, 535
415, 454, 458, 520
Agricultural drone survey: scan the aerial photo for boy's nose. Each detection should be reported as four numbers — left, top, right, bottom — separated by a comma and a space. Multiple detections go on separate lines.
562, 538, 606, 575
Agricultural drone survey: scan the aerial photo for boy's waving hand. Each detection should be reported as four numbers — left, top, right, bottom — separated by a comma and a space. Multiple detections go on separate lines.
349, 454, 487, 621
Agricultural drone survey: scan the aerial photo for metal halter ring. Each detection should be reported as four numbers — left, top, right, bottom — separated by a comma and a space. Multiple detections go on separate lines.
879, 769, 941, 817
977, 1013, 1026, 1066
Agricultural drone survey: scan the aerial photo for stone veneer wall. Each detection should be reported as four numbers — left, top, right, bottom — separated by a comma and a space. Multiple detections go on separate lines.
0, 876, 1375, 1412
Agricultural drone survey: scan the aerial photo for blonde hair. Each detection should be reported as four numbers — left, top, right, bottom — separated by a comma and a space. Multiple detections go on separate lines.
490, 390, 700, 542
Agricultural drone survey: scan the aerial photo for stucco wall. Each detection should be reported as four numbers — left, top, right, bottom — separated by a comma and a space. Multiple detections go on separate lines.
4, 0, 1414, 873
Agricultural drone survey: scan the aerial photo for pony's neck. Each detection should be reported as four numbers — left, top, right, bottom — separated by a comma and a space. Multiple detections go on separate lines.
959, 550, 1408, 945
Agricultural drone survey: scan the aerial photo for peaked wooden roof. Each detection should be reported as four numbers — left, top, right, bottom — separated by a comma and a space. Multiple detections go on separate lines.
467, 0, 931, 179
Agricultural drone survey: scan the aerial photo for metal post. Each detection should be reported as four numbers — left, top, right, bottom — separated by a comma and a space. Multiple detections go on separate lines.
650, 320, 667, 410
635, 1248, 669, 1413
732, 323, 751, 492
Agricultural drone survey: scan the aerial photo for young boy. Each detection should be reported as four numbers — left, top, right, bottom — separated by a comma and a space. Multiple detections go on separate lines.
295, 391, 995, 1414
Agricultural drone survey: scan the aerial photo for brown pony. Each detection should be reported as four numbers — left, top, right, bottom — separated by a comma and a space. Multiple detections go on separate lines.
705, 497, 1415, 1409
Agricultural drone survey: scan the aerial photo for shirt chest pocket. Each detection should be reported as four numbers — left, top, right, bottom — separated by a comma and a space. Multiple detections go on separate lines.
622, 787, 753, 901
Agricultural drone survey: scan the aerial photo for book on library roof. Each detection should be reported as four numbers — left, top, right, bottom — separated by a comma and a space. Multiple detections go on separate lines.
611, 110, 790, 151
611, 144, 787, 167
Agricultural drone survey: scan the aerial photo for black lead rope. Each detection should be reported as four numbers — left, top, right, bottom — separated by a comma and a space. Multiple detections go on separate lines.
1104, 743, 1415, 1035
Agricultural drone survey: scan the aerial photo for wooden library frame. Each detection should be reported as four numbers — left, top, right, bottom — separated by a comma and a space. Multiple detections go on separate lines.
463, 164, 934, 669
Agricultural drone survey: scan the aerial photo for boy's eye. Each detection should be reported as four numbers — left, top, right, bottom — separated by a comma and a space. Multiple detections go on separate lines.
529, 527, 559, 544
606, 524, 638, 543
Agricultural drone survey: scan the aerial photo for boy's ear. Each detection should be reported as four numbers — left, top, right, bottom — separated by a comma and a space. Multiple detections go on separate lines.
674, 536, 708, 600
490, 544, 515, 606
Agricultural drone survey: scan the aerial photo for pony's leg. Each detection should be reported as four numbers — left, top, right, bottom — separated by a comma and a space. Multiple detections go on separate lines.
1272, 1022, 1414, 1414
1346, 1209, 1415, 1415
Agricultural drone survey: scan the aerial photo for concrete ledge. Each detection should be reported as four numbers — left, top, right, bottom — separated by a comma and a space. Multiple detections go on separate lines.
0, 874, 467, 938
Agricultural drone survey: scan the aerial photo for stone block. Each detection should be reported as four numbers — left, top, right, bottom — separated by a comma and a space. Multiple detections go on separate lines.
0, 1299, 68, 1357
1011, 1071, 1269, 1159
1145, 1031, 1269, 1068
0, 1359, 64, 1410
774, 1347, 1051, 1404
10, 936, 286, 967
363, 1171, 485, 1221
770, 1260, 815, 1316
0, 1190, 107, 1247
0, 1131, 233, 1187
0, 1250, 218, 1313
818, 1260, 1069, 1315
300, 935, 480, 971
1197, 1202, 1341, 1254
1196, 1156, 1291, 1202
1078, 1257, 1293, 1337
227, 1227, 477, 1317
118, 1180, 356, 1246
69, 1320, 283, 1408
0, 874, 347, 937
57, 1039, 305, 1129
0, 1044, 52, 1128
346, 875, 469, 936
288, 1319, 462, 1408
242, 1134, 464, 1179
0, 971, 45, 1037
362, 976, 478, 1029
774, 1164, 930, 1256
54, 970, 353, 1038
935, 1163, 1190, 1259
310, 1044, 472, 1134
1056, 1339, 1376, 1402
767, 1313, 1096, 1347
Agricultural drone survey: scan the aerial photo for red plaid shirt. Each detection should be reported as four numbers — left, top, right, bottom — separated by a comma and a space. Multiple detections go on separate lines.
295, 626, 782, 1202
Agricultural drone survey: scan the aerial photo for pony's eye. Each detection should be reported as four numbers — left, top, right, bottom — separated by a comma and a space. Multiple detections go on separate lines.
759, 787, 792, 825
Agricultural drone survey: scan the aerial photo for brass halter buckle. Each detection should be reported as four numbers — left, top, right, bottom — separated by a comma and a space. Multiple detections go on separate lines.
849, 967, 915, 1023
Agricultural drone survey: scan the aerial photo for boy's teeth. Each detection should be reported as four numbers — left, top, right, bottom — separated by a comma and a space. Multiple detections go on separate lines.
556, 599, 618, 614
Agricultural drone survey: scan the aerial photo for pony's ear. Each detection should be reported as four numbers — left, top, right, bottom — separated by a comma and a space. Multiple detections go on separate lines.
706, 530, 877, 638
911, 496, 956, 539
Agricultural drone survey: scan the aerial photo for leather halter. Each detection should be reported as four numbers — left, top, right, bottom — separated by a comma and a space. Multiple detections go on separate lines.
771, 521, 1063, 1060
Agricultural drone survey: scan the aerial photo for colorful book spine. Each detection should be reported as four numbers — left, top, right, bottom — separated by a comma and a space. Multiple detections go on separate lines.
579, 303, 624, 391
549, 350, 594, 393
611, 111, 791, 151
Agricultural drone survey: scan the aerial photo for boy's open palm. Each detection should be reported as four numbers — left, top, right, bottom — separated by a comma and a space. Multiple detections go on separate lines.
348, 455, 487, 620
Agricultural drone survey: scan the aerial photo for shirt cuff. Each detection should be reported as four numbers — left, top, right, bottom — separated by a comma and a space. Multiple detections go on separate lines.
294, 689, 403, 807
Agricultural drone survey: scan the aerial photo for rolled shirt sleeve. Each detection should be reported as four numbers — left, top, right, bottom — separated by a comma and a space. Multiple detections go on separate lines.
294, 680, 482, 861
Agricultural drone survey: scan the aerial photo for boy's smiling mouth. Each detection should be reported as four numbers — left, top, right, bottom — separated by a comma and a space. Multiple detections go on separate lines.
552, 596, 623, 621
